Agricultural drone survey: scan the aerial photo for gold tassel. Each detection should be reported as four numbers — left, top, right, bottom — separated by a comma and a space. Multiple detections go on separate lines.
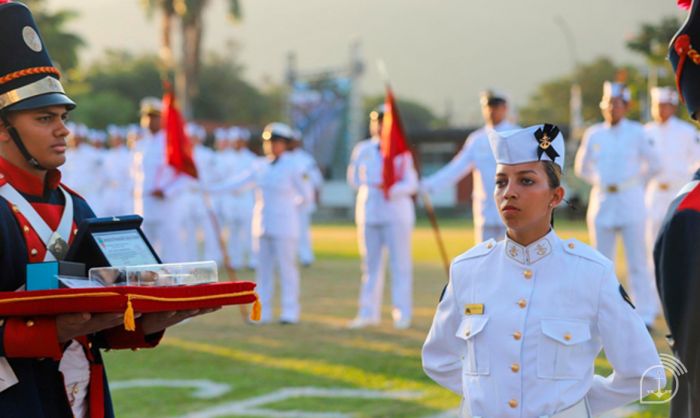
124, 295, 136, 331
251, 293, 261, 321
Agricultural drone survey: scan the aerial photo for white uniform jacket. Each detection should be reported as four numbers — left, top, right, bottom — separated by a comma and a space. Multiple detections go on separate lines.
422, 230, 663, 417
422, 121, 519, 227
347, 137, 418, 226
574, 119, 661, 227
644, 116, 700, 222
209, 153, 307, 239
291, 148, 323, 213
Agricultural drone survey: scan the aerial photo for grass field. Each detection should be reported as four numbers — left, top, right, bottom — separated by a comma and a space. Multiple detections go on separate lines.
104, 219, 672, 417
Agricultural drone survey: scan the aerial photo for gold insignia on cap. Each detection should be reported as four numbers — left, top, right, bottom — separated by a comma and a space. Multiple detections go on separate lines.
539, 134, 551, 150
464, 304, 484, 315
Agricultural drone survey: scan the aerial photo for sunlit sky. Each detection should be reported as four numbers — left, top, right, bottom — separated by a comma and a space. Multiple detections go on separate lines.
49, 0, 685, 126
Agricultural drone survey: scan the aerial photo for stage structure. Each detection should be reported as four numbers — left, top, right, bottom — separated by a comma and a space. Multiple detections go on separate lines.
286, 42, 364, 180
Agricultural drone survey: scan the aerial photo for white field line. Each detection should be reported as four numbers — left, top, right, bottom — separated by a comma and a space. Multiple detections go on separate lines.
110, 379, 231, 399
174, 387, 423, 418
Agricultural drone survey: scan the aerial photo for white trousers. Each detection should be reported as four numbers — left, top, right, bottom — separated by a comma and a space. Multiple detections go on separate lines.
475, 223, 506, 244
227, 215, 255, 269
356, 222, 413, 323
256, 235, 300, 323
298, 210, 314, 265
589, 220, 659, 325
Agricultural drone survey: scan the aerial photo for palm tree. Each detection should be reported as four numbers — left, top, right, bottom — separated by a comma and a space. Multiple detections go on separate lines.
24, 0, 85, 75
140, 0, 242, 117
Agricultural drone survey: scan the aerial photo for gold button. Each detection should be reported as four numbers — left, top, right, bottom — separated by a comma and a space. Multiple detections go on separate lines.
518, 299, 527, 309
23, 225, 29, 233
564, 333, 572, 341
74, 229, 78, 235
0, 319, 4, 327
512, 331, 522, 340
568, 242, 575, 249
511, 363, 520, 372
486, 242, 493, 249
465, 330, 471, 337
30, 248, 38, 256
523, 269, 532, 279
12, 206, 18, 212
26, 320, 34, 327
508, 399, 518, 408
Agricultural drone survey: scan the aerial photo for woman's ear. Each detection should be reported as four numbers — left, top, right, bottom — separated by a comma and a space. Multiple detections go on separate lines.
551, 186, 565, 207
0, 122, 11, 144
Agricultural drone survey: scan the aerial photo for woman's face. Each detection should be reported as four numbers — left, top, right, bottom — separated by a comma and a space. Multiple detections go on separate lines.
494, 161, 563, 233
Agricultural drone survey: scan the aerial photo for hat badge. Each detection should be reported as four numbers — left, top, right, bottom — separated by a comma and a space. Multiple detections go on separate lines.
22, 26, 42, 52
533, 124, 561, 162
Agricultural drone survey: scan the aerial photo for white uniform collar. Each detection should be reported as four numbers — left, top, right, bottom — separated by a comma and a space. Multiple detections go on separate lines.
505, 229, 557, 265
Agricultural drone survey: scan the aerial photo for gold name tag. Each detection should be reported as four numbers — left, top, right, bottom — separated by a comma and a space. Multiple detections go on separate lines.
464, 304, 484, 315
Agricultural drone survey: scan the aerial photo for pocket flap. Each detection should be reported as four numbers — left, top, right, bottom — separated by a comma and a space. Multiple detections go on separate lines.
455, 315, 489, 341
541, 319, 591, 346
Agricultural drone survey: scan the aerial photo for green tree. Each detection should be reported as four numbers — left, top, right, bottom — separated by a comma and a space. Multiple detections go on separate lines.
626, 16, 682, 66
24, 0, 85, 74
140, 0, 243, 116
519, 57, 644, 127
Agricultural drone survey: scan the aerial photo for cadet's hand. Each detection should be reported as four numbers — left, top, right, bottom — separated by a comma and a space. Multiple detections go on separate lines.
56, 312, 133, 344
140, 307, 220, 335
150, 189, 165, 199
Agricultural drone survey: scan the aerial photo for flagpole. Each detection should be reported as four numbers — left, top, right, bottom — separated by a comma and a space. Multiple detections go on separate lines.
376, 60, 451, 279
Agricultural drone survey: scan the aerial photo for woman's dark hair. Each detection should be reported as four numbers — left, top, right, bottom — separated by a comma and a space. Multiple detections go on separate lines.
541, 160, 562, 189
541, 160, 563, 227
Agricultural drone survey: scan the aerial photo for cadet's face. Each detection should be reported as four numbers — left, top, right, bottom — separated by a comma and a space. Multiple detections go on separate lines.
600, 98, 627, 124
369, 117, 382, 137
482, 103, 507, 126
263, 139, 287, 157
651, 102, 676, 123
232, 139, 247, 151
494, 162, 563, 234
140, 113, 161, 134
0, 105, 71, 170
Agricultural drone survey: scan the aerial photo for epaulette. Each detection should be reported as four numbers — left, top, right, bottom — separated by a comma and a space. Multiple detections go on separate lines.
677, 181, 700, 212
562, 238, 610, 268
453, 239, 497, 265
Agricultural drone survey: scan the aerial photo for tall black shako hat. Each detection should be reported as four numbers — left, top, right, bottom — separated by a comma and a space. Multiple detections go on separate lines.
0, 1, 75, 169
669, 0, 700, 120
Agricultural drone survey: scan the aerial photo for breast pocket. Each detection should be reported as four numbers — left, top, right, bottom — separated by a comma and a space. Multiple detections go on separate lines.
537, 319, 592, 380
455, 315, 490, 376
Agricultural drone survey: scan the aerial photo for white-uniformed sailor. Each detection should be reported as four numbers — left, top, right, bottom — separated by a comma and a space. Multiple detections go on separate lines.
347, 105, 419, 329
644, 87, 700, 257
289, 128, 323, 267
102, 125, 134, 217
574, 81, 661, 327
208, 122, 307, 324
421, 90, 519, 243
423, 124, 663, 418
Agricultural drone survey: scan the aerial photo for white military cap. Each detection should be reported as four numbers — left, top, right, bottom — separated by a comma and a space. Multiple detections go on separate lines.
228, 126, 251, 142
74, 123, 88, 138
186, 122, 206, 140
601, 81, 631, 102
106, 124, 123, 137
262, 122, 295, 141
214, 127, 229, 143
140, 96, 162, 115
650, 86, 679, 105
488, 124, 566, 170
480, 89, 508, 106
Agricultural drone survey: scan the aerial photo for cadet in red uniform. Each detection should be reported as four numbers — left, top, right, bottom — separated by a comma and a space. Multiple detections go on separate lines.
0, 2, 213, 417
663, 2, 700, 415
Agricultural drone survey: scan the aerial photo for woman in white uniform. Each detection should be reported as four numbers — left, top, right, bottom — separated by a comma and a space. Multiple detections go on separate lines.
422, 124, 663, 417
208, 123, 308, 324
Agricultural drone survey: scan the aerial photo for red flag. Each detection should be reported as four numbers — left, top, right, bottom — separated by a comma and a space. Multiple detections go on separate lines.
162, 84, 198, 178
380, 86, 410, 199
